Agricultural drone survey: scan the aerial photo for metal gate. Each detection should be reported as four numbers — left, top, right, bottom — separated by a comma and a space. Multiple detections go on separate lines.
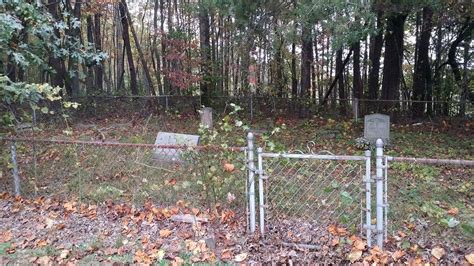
257, 150, 373, 246
246, 134, 388, 248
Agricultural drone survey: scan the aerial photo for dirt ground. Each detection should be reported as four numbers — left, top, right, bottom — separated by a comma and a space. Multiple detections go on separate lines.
1, 193, 473, 264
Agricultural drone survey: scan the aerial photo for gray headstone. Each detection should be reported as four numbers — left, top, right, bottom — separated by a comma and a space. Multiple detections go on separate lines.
200, 107, 213, 128
153, 132, 200, 162
364, 113, 390, 144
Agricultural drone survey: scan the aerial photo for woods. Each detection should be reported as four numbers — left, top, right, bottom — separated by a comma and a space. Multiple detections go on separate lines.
1, 0, 472, 118
1, 1, 474, 264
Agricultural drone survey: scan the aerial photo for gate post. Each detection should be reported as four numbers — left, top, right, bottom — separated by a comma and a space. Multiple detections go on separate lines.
247, 132, 256, 233
11, 141, 20, 196
353, 98, 359, 123
257, 147, 265, 236
364, 149, 372, 247
375, 139, 384, 248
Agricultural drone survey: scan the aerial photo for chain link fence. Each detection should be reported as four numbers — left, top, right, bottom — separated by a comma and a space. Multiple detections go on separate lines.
254, 149, 373, 246
3, 96, 471, 130
1, 138, 247, 211
385, 156, 474, 248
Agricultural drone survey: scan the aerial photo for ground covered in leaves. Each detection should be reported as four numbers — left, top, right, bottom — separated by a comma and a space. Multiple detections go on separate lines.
1, 193, 473, 265
1, 109, 473, 264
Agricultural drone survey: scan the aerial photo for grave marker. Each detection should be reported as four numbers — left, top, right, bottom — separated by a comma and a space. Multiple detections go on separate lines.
153, 132, 200, 162
364, 114, 390, 144
200, 107, 213, 128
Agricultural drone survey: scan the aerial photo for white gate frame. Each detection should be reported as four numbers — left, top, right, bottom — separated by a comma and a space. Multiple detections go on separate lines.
249, 145, 384, 247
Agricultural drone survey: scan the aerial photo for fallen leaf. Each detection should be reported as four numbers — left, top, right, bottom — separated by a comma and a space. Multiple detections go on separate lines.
166, 179, 177, 186
45, 218, 55, 229
431, 247, 445, 260
347, 250, 362, 263
56, 223, 65, 230
63, 201, 76, 212
36, 239, 48, 248
221, 249, 233, 260
173, 257, 184, 265
336, 227, 348, 236
227, 193, 236, 204
134, 250, 152, 264
1, 231, 12, 242
220, 210, 235, 224
161, 208, 171, 218
151, 249, 165, 261
6, 246, 16, 254
353, 239, 366, 251
465, 253, 474, 264
447, 208, 459, 216
410, 244, 419, 253
331, 237, 339, 247
392, 250, 405, 261
191, 208, 200, 215
159, 229, 172, 238
397, 231, 407, 238
37, 256, 51, 265
328, 225, 337, 235
224, 163, 235, 172
60, 249, 70, 259
234, 253, 248, 262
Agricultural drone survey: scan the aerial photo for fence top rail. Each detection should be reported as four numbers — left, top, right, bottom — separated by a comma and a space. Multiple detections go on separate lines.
387, 156, 474, 167
1, 137, 245, 152
62, 95, 472, 105
260, 152, 367, 161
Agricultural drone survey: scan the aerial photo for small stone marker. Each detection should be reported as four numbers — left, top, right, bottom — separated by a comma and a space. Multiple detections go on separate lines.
364, 113, 390, 144
153, 132, 200, 162
200, 107, 213, 128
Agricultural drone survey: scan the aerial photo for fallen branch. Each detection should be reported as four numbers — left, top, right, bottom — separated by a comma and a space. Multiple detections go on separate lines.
281, 242, 320, 250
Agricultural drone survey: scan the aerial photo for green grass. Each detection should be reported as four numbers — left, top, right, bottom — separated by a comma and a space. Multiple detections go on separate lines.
1, 113, 472, 247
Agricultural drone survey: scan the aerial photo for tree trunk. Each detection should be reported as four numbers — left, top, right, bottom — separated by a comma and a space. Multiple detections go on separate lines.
94, 14, 103, 91
199, 1, 211, 106
115, 5, 124, 92
322, 48, 353, 105
368, 11, 383, 100
381, 13, 407, 108
152, 0, 163, 95
291, 34, 297, 98
300, 24, 312, 98
311, 28, 317, 100
160, 0, 169, 94
353, 41, 362, 99
118, 0, 138, 95
86, 15, 95, 91
336, 48, 345, 115
412, 7, 433, 117
121, 0, 156, 95
461, 33, 470, 116
433, 25, 443, 114
66, 0, 81, 97
447, 19, 473, 116
275, 23, 285, 97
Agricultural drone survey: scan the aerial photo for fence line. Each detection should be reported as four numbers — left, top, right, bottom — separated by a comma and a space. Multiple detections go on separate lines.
387, 156, 474, 166
1, 137, 244, 152
1, 136, 249, 213
64, 94, 470, 105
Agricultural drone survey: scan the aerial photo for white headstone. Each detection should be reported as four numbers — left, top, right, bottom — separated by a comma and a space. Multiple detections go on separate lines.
364, 114, 390, 144
153, 132, 200, 162
200, 107, 213, 128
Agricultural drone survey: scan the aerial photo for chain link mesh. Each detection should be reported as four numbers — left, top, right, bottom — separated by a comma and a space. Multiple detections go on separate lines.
1, 140, 247, 210
261, 155, 365, 235
387, 160, 474, 246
